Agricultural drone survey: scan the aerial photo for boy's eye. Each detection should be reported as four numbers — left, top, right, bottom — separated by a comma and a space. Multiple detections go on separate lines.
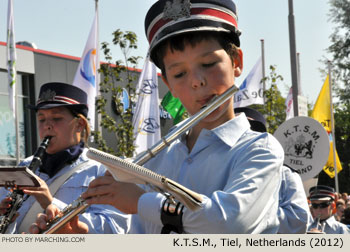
174, 72, 185, 79
203, 62, 216, 68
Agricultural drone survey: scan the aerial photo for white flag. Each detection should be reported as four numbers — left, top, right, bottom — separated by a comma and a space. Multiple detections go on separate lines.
7, 0, 16, 118
285, 87, 294, 120
234, 57, 264, 108
132, 55, 161, 156
73, 9, 99, 130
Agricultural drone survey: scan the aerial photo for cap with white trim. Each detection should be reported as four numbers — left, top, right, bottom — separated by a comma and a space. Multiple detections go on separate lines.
145, 0, 241, 67
309, 185, 336, 201
28, 82, 88, 117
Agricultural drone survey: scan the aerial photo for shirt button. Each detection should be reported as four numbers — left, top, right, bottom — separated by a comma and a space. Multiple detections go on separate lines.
187, 157, 192, 163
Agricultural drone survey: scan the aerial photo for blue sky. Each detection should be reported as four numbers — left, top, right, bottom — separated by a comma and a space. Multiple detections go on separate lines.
0, 0, 333, 104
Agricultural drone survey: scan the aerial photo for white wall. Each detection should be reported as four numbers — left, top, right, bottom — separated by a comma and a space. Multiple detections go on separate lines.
0, 44, 35, 74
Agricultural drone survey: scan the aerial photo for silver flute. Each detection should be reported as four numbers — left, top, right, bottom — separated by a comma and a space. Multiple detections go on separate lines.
306, 214, 325, 234
42, 84, 239, 234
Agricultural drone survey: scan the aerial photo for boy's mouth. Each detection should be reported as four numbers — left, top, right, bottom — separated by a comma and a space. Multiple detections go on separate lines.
198, 94, 216, 107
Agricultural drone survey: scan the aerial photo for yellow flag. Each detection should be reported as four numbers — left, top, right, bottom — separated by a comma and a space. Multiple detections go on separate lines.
323, 141, 342, 178
311, 75, 331, 132
311, 75, 342, 177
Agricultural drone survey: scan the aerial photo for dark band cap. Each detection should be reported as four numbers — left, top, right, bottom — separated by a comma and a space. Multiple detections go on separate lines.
28, 82, 88, 117
145, 0, 241, 66
309, 185, 336, 201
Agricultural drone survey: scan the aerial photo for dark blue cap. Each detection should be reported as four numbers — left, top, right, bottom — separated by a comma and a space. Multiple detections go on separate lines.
309, 185, 336, 201
145, 0, 241, 66
234, 107, 267, 133
28, 82, 88, 117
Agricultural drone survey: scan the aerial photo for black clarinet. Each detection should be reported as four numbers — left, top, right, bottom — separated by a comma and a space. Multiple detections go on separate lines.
0, 136, 52, 234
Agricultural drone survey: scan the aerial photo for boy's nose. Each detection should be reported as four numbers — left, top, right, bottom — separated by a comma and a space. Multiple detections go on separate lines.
191, 73, 206, 89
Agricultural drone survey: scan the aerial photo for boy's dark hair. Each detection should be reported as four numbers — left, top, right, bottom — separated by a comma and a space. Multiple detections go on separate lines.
154, 31, 239, 79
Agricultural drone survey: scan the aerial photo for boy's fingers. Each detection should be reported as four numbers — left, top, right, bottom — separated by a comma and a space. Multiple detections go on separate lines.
36, 213, 49, 230
28, 223, 40, 234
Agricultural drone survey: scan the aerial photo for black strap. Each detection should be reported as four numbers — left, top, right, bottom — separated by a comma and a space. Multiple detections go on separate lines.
160, 197, 184, 234
283, 164, 300, 174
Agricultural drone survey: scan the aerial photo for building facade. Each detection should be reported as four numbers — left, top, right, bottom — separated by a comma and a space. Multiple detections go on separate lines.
0, 42, 173, 165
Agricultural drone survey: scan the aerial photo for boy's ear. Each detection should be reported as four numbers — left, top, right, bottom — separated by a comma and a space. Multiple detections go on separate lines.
161, 75, 178, 98
234, 49, 243, 77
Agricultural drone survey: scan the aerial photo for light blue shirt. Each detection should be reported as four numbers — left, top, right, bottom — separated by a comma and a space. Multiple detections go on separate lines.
308, 216, 350, 234
134, 113, 284, 234
0, 148, 130, 234
278, 166, 311, 233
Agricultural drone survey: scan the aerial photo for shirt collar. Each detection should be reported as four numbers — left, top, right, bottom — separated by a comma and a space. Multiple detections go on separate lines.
324, 215, 337, 226
176, 112, 251, 150
203, 112, 251, 147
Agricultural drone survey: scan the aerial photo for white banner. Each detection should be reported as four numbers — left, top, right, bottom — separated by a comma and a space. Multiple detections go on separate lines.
285, 87, 294, 120
234, 57, 264, 108
285, 88, 308, 120
72, 9, 99, 130
132, 55, 161, 156
7, 0, 16, 118
298, 95, 308, 117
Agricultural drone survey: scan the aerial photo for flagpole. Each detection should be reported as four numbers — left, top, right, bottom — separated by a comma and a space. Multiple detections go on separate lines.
297, 52, 301, 93
260, 39, 266, 104
328, 61, 339, 193
13, 7, 20, 164
15, 80, 20, 164
95, 0, 102, 139
7, 0, 20, 164
288, 0, 300, 117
